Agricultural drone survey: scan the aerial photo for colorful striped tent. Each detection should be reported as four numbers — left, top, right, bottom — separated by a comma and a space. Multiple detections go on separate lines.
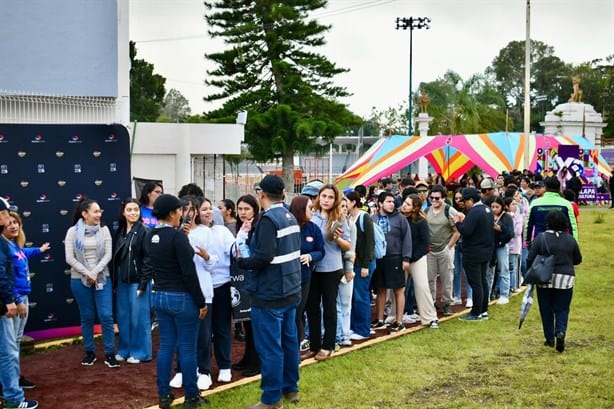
335, 133, 611, 188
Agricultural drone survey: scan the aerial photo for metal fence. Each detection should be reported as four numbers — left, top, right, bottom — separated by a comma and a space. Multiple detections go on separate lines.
0, 90, 119, 124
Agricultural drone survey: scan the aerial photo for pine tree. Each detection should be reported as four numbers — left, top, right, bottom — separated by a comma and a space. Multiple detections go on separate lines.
203, 0, 360, 186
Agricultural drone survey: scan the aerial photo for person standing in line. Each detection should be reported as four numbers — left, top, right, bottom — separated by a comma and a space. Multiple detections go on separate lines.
218, 199, 238, 235
399, 194, 439, 328
528, 210, 582, 352
452, 188, 473, 308
146, 194, 208, 409
112, 199, 153, 364
485, 196, 514, 304
238, 175, 302, 409
336, 197, 356, 347
371, 191, 412, 332
231, 194, 263, 378
196, 197, 235, 386
2, 211, 50, 389
139, 181, 164, 228
0, 198, 39, 409
344, 191, 375, 341
289, 195, 325, 351
64, 198, 118, 367
304, 184, 351, 361
425, 184, 459, 316
454, 188, 494, 321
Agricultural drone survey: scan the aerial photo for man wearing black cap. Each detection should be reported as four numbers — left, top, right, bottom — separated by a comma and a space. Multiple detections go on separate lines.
0, 197, 39, 409
526, 176, 578, 246
453, 188, 494, 321
238, 175, 302, 409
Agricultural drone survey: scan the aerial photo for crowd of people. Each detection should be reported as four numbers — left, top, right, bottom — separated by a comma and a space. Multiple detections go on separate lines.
0, 166, 588, 409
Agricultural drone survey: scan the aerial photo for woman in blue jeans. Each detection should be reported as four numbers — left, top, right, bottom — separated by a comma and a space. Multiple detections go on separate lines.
64, 198, 117, 368
345, 191, 375, 340
111, 198, 153, 364
145, 194, 208, 409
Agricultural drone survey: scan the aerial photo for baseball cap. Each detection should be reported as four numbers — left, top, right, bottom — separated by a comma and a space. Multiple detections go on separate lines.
531, 180, 545, 188
259, 174, 285, 195
461, 187, 481, 202
415, 180, 429, 189
153, 194, 188, 218
301, 180, 324, 198
480, 178, 497, 190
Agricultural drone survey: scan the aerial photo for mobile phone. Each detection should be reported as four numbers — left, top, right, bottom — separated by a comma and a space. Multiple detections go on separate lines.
183, 215, 192, 225
328, 220, 343, 240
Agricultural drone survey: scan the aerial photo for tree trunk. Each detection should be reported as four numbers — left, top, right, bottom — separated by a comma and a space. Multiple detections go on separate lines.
282, 150, 295, 195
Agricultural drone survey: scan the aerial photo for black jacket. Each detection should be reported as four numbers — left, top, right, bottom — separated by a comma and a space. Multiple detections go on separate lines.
112, 222, 153, 292
455, 202, 494, 263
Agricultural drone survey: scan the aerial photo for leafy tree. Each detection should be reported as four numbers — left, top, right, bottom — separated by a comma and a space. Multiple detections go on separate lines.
130, 41, 166, 122
486, 40, 571, 131
160, 88, 192, 122
202, 0, 361, 186
571, 56, 614, 136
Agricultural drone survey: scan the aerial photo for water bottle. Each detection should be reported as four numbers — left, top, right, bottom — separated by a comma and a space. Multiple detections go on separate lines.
238, 241, 251, 258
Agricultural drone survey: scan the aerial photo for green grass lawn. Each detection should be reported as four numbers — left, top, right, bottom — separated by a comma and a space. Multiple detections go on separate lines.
200, 208, 614, 409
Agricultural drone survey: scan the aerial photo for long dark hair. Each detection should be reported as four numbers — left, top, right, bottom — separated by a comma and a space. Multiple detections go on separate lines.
71, 197, 98, 225
181, 195, 203, 225
117, 198, 141, 231
138, 181, 163, 207
236, 194, 260, 232
220, 198, 237, 219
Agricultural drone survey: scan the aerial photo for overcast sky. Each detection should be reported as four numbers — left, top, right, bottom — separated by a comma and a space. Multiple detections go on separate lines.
130, 0, 614, 118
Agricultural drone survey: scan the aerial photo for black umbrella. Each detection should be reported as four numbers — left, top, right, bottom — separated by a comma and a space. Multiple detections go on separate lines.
518, 284, 535, 330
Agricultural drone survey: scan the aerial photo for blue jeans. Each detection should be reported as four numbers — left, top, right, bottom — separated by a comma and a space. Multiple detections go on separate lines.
350, 260, 375, 337
453, 247, 473, 300
70, 278, 115, 355
116, 281, 152, 361
152, 291, 200, 399
336, 277, 353, 343
536, 287, 573, 341
509, 253, 521, 290
251, 303, 300, 405
0, 312, 25, 404
486, 245, 510, 299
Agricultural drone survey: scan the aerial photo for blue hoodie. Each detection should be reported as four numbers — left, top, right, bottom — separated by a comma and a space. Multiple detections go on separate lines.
5, 239, 41, 303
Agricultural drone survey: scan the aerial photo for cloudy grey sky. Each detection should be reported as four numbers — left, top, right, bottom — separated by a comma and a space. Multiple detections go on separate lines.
130, 0, 613, 118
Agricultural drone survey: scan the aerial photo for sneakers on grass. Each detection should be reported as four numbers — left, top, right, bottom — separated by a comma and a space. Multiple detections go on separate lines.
459, 314, 482, 322
197, 373, 212, 390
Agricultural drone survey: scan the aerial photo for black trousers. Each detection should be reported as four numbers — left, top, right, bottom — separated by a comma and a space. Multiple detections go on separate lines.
463, 260, 489, 316
296, 279, 311, 343
306, 270, 342, 351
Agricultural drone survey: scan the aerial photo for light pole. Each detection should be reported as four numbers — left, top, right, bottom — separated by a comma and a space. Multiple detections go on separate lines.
396, 16, 430, 136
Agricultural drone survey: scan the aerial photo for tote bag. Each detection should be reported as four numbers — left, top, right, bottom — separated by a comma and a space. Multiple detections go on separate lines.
523, 233, 555, 285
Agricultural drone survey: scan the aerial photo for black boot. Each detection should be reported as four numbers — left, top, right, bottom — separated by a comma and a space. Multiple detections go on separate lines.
159, 393, 175, 409
555, 332, 565, 353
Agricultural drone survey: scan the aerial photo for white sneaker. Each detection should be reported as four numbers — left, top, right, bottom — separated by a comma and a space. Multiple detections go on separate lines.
198, 373, 212, 390
401, 313, 417, 324
217, 368, 232, 383
114, 354, 125, 362
465, 299, 473, 308
169, 372, 183, 388
369, 329, 376, 335
497, 297, 510, 305
451, 297, 462, 306
341, 339, 352, 347
349, 333, 369, 341
384, 315, 396, 324
407, 313, 420, 321
126, 357, 141, 364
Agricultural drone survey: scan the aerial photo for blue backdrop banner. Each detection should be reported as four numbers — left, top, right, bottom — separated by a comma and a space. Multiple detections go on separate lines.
0, 124, 131, 339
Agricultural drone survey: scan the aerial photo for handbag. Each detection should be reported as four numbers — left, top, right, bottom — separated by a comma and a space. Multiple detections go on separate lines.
523, 233, 555, 285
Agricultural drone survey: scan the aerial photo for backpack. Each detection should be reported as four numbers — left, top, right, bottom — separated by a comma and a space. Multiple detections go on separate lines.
359, 212, 387, 259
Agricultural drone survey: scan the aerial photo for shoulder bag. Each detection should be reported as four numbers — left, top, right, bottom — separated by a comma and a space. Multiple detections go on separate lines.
523, 233, 555, 285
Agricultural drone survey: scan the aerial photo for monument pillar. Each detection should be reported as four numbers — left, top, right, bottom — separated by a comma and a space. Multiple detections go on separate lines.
416, 112, 433, 180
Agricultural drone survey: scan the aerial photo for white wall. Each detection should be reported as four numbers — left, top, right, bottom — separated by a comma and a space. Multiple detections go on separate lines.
129, 122, 244, 195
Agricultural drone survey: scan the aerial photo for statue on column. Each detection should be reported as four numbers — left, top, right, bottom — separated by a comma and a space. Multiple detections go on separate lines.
568, 75, 583, 103
418, 88, 430, 113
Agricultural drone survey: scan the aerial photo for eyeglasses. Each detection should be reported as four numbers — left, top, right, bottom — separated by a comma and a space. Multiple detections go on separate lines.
429, 196, 442, 201
417, 189, 428, 193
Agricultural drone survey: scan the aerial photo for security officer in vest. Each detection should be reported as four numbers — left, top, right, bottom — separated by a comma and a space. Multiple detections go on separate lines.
238, 174, 302, 409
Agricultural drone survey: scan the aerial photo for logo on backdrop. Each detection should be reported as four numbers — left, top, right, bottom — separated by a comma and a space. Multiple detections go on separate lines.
68, 135, 82, 144
1, 164, 7, 174
105, 133, 117, 143
31, 134, 45, 144
36, 194, 50, 203
107, 192, 120, 201
0, 134, 7, 143
72, 193, 84, 202
37, 164, 45, 173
